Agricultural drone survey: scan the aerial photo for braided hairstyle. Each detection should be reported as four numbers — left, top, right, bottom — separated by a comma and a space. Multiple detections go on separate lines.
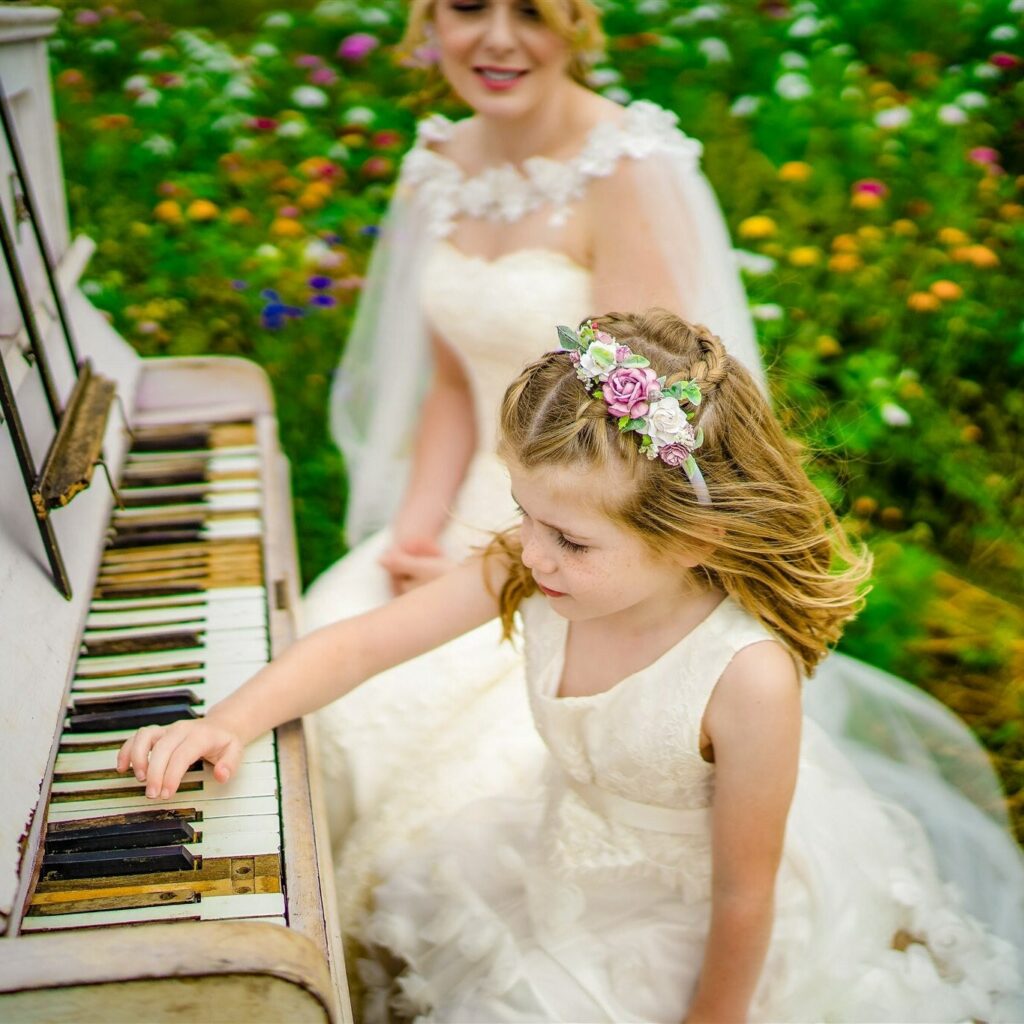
488, 309, 871, 676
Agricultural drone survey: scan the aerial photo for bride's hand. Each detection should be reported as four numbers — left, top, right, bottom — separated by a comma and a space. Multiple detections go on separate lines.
379, 537, 455, 595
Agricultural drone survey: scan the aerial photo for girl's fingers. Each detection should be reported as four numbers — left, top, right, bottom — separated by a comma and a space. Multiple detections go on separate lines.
161, 736, 209, 800
212, 741, 242, 784
127, 725, 163, 782
142, 727, 184, 799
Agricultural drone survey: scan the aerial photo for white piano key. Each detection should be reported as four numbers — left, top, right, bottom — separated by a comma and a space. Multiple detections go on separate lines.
47, 794, 280, 823
47, 762, 277, 814
119, 478, 261, 499
190, 829, 280, 859
124, 445, 260, 464
82, 619, 266, 643
75, 642, 268, 676
112, 492, 262, 520
55, 737, 272, 774
21, 893, 286, 931
54, 736, 276, 775
86, 599, 266, 631
201, 518, 263, 540
72, 663, 266, 693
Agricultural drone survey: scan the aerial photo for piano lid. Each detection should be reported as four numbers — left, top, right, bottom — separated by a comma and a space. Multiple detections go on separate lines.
0, 7, 142, 927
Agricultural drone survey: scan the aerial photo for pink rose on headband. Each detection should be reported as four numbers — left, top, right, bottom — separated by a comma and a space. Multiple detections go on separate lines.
658, 442, 692, 467
603, 366, 659, 418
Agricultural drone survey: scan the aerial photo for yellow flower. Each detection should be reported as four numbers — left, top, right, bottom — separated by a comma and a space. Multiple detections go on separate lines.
852, 496, 878, 517
851, 191, 883, 210
961, 424, 982, 443
778, 161, 812, 183
891, 219, 918, 237
828, 253, 862, 273
270, 217, 304, 238
130, 221, 151, 238
831, 234, 859, 253
937, 227, 970, 246
298, 156, 334, 179
738, 215, 777, 240
789, 246, 822, 267
857, 226, 884, 242
907, 291, 941, 312
226, 207, 255, 226
816, 335, 842, 358
999, 203, 1023, 221
952, 244, 999, 268
929, 280, 963, 301
153, 200, 183, 224
186, 199, 219, 222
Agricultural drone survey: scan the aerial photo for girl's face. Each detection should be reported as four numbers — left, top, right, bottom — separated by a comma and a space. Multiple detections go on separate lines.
431, 0, 574, 119
509, 461, 696, 624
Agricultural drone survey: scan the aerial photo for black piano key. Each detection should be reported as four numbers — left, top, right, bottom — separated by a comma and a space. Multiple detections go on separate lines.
66, 703, 199, 733
71, 690, 201, 715
121, 490, 208, 509
47, 809, 202, 835
130, 430, 210, 453
44, 817, 197, 853
107, 530, 204, 550
92, 585, 205, 599
121, 468, 208, 487
41, 845, 198, 880
81, 632, 203, 658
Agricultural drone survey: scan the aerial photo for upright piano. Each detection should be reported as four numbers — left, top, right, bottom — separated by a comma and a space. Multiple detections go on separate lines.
0, 8, 351, 1020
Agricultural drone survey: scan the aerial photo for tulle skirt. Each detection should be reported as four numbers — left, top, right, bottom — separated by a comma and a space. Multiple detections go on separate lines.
356, 725, 1021, 1023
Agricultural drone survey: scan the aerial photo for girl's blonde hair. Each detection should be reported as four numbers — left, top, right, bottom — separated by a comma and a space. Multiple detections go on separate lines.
490, 309, 872, 676
401, 0, 605, 83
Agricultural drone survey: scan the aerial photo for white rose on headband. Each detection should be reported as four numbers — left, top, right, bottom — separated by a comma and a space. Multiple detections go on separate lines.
577, 340, 618, 382
641, 396, 691, 448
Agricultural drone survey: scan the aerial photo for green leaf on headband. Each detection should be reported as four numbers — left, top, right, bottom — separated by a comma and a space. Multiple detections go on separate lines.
694, 426, 705, 448
592, 389, 603, 399
680, 381, 703, 406
624, 417, 647, 432
684, 455, 698, 476
617, 415, 630, 429
640, 434, 653, 449
663, 381, 684, 400
622, 354, 651, 368
556, 325, 581, 351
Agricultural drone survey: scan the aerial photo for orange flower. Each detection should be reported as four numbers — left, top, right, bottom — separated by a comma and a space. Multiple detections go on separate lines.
929, 280, 963, 301
831, 234, 859, 253
852, 497, 878, 517
738, 215, 777, 240
857, 226, 884, 242
270, 217, 304, 238
892, 219, 918, 237
778, 161, 812, 183
937, 227, 970, 246
951, 244, 999, 268
153, 200, 183, 224
999, 203, 1023, 221
816, 335, 842, 358
907, 291, 941, 312
226, 207, 255, 226
57, 69, 86, 88
828, 253, 862, 273
186, 199, 219, 222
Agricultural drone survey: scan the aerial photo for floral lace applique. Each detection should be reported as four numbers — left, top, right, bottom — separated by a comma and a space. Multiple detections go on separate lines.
401, 100, 703, 237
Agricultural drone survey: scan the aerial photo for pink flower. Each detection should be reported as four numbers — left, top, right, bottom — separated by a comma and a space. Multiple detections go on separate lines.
294, 54, 322, 68
852, 178, 888, 197
338, 33, 378, 61
990, 52, 1020, 69
603, 366, 659, 419
249, 116, 278, 132
968, 146, 999, 166
309, 67, 338, 86
658, 442, 692, 468
615, 345, 631, 361
75, 10, 101, 25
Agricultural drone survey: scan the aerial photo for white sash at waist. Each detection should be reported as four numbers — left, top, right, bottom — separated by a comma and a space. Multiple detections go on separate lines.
566, 778, 711, 836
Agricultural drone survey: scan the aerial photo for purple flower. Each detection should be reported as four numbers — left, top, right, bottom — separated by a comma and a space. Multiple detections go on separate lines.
260, 288, 280, 301
230, 279, 248, 291
659, 443, 692, 468
602, 366, 659, 419
308, 275, 332, 290
337, 33, 378, 61
360, 225, 380, 238
309, 294, 336, 308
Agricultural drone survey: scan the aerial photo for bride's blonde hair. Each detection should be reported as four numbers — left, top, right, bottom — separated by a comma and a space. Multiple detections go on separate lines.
488, 309, 872, 677
401, 0, 605, 82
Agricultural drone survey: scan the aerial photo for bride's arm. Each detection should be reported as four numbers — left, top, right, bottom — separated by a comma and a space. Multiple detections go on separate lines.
117, 555, 502, 798
383, 332, 477, 592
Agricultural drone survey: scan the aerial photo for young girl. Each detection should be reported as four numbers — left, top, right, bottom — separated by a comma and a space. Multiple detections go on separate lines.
120, 311, 1021, 1022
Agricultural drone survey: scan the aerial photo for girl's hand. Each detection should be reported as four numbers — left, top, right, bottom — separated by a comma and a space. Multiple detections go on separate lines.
116, 718, 243, 800
379, 537, 455, 595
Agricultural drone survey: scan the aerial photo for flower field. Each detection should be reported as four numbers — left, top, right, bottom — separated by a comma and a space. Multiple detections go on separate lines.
43, 0, 1023, 824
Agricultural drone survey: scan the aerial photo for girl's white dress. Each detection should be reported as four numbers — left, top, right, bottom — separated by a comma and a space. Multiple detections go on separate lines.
356, 596, 1021, 1023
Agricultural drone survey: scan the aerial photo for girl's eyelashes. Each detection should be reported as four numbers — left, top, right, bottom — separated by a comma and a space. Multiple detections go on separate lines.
556, 533, 588, 555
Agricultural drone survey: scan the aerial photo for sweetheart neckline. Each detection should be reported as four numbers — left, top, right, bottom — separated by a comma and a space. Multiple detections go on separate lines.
434, 240, 591, 277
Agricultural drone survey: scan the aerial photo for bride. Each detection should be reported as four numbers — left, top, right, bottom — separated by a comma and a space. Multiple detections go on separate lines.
304, 0, 1024, 949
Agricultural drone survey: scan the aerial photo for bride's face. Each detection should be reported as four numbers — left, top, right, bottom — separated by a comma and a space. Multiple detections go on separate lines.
431, 0, 574, 119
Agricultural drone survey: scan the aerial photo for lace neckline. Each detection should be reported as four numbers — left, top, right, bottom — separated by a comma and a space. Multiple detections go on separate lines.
545, 595, 732, 704
402, 100, 701, 237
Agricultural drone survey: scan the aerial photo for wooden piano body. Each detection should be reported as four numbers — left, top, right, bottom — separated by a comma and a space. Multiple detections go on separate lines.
0, 8, 350, 1020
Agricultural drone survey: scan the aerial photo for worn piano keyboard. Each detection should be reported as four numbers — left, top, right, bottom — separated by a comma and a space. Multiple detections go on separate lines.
23, 421, 292, 932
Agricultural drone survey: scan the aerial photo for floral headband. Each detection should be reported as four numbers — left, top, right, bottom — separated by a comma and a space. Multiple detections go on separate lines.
556, 321, 711, 505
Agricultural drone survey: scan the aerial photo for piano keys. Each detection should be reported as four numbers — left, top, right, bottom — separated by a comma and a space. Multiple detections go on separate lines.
0, 8, 350, 1020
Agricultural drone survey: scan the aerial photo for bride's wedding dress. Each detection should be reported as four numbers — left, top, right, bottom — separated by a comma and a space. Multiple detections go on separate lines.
303, 102, 1024, 946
